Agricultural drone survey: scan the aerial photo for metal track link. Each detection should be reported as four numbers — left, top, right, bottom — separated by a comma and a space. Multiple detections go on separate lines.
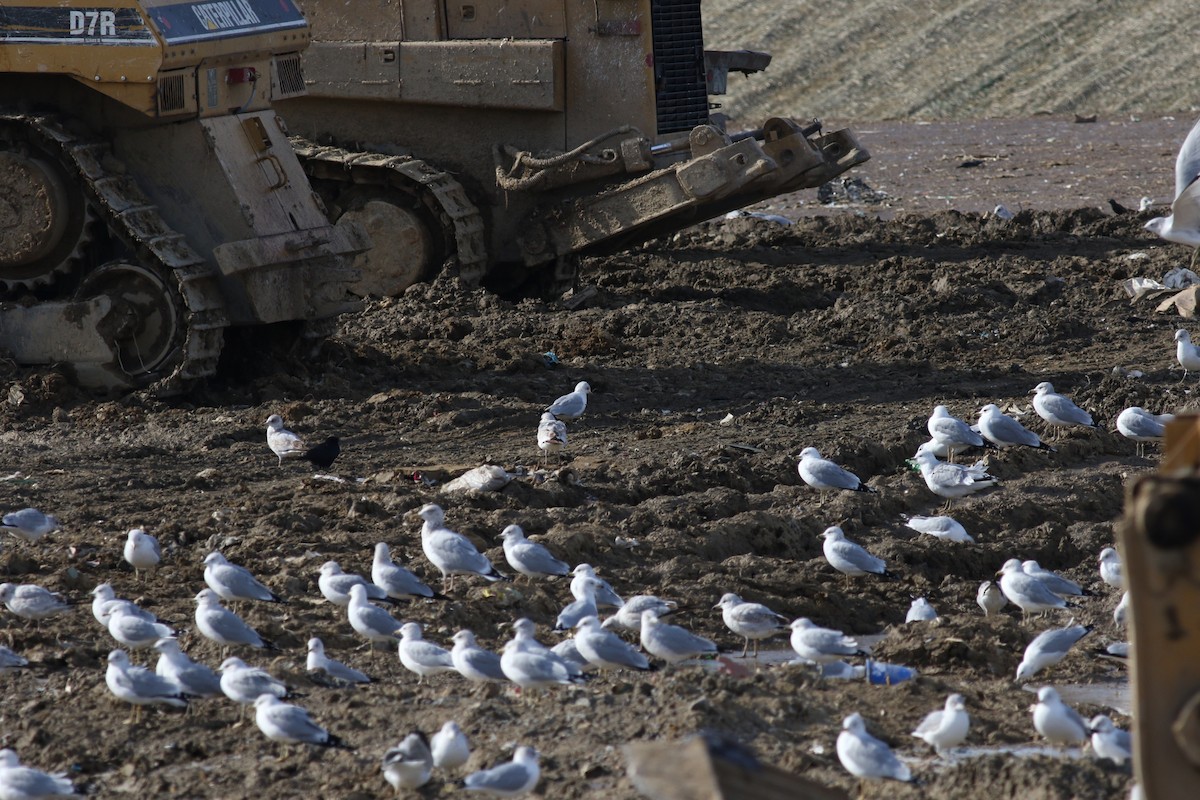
292, 139, 489, 287
8, 113, 228, 391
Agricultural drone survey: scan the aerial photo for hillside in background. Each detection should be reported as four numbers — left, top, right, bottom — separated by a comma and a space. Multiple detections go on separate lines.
705, 0, 1199, 122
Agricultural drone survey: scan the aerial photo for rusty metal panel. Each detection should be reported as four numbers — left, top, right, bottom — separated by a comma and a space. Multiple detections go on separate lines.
302, 41, 401, 100
444, 0, 566, 39
398, 40, 562, 110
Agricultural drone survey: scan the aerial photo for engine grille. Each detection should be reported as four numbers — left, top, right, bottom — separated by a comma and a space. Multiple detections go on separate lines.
651, 0, 709, 135
273, 53, 306, 98
157, 74, 186, 113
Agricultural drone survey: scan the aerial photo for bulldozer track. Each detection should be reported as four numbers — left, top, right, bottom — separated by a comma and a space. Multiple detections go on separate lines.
291, 139, 489, 287
1, 112, 228, 390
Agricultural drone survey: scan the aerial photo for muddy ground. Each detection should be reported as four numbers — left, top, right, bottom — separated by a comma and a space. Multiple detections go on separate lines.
0, 119, 1188, 798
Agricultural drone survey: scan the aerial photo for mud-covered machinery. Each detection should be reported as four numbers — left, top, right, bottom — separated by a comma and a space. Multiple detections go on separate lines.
282, 0, 870, 296
0, 0, 366, 391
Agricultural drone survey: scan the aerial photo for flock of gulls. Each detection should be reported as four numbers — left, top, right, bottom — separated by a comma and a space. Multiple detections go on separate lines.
0, 361, 1159, 798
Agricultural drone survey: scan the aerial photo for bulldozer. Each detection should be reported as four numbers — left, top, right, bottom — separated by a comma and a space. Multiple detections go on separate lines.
280, 0, 870, 296
0, 0, 366, 392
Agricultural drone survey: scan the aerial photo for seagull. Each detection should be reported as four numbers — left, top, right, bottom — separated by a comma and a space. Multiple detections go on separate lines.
555, 577, 600, 631
347, 584, 404, 652
546, 381, 590, 421
194, 589, 273, 652
713, 593, 788, 657
820, 527, 892, 579
219, 656, 295, 718
0, 508, 60, 543
431, 721, 471, 770
550, 638, 591, 674
1015, 621, 1093, 680
0, 646, 29, 673
500, 525, 570, 580
788, 618, 867, 666
912, 443, 998, 508
122, 528, 161, 581
928, 405, 992, 462
997, 559, 1073, 618
398, 622, 456, 682
640, 610, 717, 665
977, 403, 1056, 452
154, 637, 222, 700
450, 629, 508, 683
1116, 407, 1173, 456
1089, 715, 1132, 765
573, 616, 653, 671
463, 746, 540, 797
602, 595, 676, 631
500, 620, 586, 691
911, 694, 969, 755
1022, 560, 1089, 598
0, 749, 76, 798
796, 447, 876, 493
253, 694, 345, 753
1145, 115, 1200, 266
0, 583, 72, 623
105, 649, 188, 723
837, 713, 912, 782
1031, 382, 1099, 436
905, 598, 937, 623
1114, 592, 1129, 628
1031, 686, 1090, 745
105, 602, 175, 649
265, 414, 305, 465
318, 561, 393, 607
371, 542, 438, 601
302, 436, 341, 470
203, 552, 282, 604
383, 732, 433, 793
1176, 329, 1200, 381
536, 412, 568, 465
417, 504, 506, 591
977, 581, 1006, 616
570, 564, 622, 609
306, 637, 371, 685
1099, 547, 1124, 590
902, 514, 974, 543
90, 584, 156, 628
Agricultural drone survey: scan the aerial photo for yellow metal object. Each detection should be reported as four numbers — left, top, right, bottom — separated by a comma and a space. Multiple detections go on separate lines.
1120, 413, 1200, 797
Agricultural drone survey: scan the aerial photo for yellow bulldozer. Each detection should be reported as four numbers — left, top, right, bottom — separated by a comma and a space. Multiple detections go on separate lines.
0, 0, 366, 392
281, 0, 870, 295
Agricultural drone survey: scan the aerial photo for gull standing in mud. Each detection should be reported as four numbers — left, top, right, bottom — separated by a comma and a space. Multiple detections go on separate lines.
0, 583, 72, 624
912, 443, 998, 508
1089, 715, 1132, 765
911, 694, 969, 755
837, 713, 912, 782
796, 447, 876, 494
903, 514, 974, 543
0, 508, 60, 543
371, 542, 438, 601
714, 593, 788, 657
977, 403, 1056, 451
451, 629, 509, 683
218, 657, 294, 719
318, 561, 393, 607
253, 694, 345, 754
571, 564, 622, 609
602, 595, 676, 631
154, 637, 222, 701
1015, 621, 1093, 680
1099, 547, 1124, 590
463, 746, 540, 798
997, 560, 1073, 618
1116, 407, 1173, 456
573, 616, 653, 671
1175, 329, 1200, 380
431, 721, 471, 770
500, 619, 586, 691
1022, 560, 1088, 598
398, 622, 456, 683
820, 526, 892, 580
977, 581, 1006, 616
536, 412, 568, 464
555, 577, 600, 631
905, 598, 937, 622
546, 381, 591, 421
383, 732, 433, 792
347, 584, 404, 655
122, 528, 160, 582
91, 584, 155, 627
306, 637, 371, 685
417, 504, 506, 591
500, 525, 570, 580
1031, 686, 1090, 745
640, 610, 717, 665
203, 552, 283, 605
789, 618, 867, 666
927, 404, 992, 462
265, 414, 305, 465
105, 649, 188, 723
194, 589, 274, 652
0, 749, 75, 798
1031, 382, 1100, 437
105, 602, 175, 650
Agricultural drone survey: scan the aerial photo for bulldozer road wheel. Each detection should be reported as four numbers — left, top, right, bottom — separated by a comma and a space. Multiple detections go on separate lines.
0, 146, 91, 291
76, 262, 183, 379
